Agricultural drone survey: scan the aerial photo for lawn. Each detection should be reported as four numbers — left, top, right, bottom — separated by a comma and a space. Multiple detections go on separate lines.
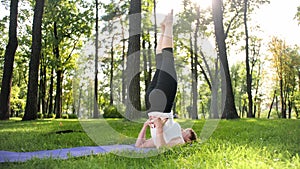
0, 118, 299, 169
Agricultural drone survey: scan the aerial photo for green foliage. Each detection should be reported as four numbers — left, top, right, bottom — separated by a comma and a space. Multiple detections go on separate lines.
10, 86, 26, 116
296, 6, 300, 25
68, 114, 78, 119
18, 112, 24, 118
103, 105, 123, 118
62, 114, 69, 119
46, 113, 56, 119
37, 112, 43, 119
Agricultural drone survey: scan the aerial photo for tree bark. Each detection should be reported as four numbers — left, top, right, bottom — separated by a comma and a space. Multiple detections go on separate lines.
110, 36, 115, 105
0, 0, 19, 120
94, 0, 99, 118
212, 0, 239, 119
23, 0, 45, 121
39, 53, 47, 115
53, 22, 62, 119
125, 0, 141, 120
48, 66, 54, 115
244, 0, 253, 118
192, 7, 201, 120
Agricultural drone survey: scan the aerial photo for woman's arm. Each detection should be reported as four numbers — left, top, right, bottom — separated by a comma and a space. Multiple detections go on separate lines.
135, 120, 155, 148
152, 118, 168, 148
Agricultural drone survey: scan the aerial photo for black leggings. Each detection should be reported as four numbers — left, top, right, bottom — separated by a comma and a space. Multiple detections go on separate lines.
146, 48, 177, 113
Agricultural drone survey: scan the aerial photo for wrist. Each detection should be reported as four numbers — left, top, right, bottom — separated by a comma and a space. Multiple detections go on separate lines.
156, 127, 163, 134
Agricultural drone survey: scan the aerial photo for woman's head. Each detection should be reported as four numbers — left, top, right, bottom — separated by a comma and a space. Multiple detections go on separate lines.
181, 128, 197, 143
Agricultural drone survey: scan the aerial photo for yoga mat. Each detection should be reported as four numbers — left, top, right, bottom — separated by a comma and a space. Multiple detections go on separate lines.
0, 145, 155, 162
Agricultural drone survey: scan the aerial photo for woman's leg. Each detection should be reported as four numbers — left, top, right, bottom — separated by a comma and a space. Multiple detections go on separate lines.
145, 21, 165, 109
146, 10, 177, 113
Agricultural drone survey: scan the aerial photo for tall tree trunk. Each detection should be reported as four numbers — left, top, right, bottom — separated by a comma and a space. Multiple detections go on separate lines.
120, 19, 126, 104
48, 66, 54, 115
39, 53, 47, 115
94, 0, 99, 118
192, 7, 200, 120
212, 0, 239, 119
279, 79, 286, 118
147, 30, 152, 90
267, 90, 276, 119
0, 0, 19, 120
110, 36, 115, 105
53, 22, 62, 119
125, 0, 141, 120
153, 0, 157, 56
54, 70, 62, 118
253, 63, 262, 117
189, 33, 196, 119
142, 34, 148, 109
23, 0, 45, 121
244, 0, 253, 118
211, 58, 219, 118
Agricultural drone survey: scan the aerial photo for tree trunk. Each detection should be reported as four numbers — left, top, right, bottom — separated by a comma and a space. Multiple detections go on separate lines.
48, 66, 54, 115
153, 0, 157, 56
0, 0, 19, 120
192, 8, 200, 120
142, 34, 148, 109
110, 36, 115, 105
23, 0, 45, 121
211, 58, 219, 118
120, 19, 126, 104
147, 30, 152, 91
53, 22, 62, 119
125, 0, 141, 120
39, 53, 47, 115
212, 0, 239, 119
279, 79, 286, 118
189, 33, 197, 119
94, 0, 99, 118
54, 69, 63, 118
267, 90, 276, 119
244, 0, 253, 118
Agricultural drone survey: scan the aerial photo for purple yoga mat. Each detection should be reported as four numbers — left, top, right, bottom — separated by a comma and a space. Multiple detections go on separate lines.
0, 145, 154, 162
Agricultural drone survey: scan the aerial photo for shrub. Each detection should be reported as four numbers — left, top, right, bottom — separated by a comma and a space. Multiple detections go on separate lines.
37, 112, 43, 119
47, 113, 56, 118
18, 112, 24, 118
68, 114, 78, 119
103, 105, 122, 118
62, 114, 69, 119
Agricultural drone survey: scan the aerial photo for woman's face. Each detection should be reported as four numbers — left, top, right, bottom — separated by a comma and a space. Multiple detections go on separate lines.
181, 128, 191, 142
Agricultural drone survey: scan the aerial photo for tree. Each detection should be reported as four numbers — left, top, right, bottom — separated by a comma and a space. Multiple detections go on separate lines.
23, 0, 45, 121
125, 0, 141, 120
94, 0, 99, 118
243, 0, 253, 118
269, 37, 300, 118
295, 6, 300, 25
43, 0, 93, 118
0, 0, 19, 120
212, 0, 239, 119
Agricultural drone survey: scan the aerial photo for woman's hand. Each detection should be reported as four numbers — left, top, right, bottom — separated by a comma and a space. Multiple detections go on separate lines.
152, 117, 168, 129
143, 119, 152, 128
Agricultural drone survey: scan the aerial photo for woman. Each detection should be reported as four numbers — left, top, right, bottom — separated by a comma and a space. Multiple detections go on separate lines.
135, 10, 197, 148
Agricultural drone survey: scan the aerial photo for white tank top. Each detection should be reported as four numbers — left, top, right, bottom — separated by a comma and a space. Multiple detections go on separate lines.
150, 118, 183, 145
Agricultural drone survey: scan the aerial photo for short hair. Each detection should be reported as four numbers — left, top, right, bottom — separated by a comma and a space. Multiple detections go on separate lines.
185, 128, 197, 142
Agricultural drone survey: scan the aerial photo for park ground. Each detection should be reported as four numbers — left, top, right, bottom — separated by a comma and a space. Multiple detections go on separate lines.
0, 118, 299, 169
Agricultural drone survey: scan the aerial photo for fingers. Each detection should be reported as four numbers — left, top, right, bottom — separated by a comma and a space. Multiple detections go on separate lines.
151, 117, 168, 128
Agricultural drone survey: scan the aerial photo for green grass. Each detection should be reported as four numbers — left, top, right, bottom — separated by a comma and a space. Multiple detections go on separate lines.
0, 118, 299, 169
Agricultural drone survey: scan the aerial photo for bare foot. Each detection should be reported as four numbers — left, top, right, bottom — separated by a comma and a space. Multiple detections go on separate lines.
160, 10, 173, 29
164, 10, 173, 27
